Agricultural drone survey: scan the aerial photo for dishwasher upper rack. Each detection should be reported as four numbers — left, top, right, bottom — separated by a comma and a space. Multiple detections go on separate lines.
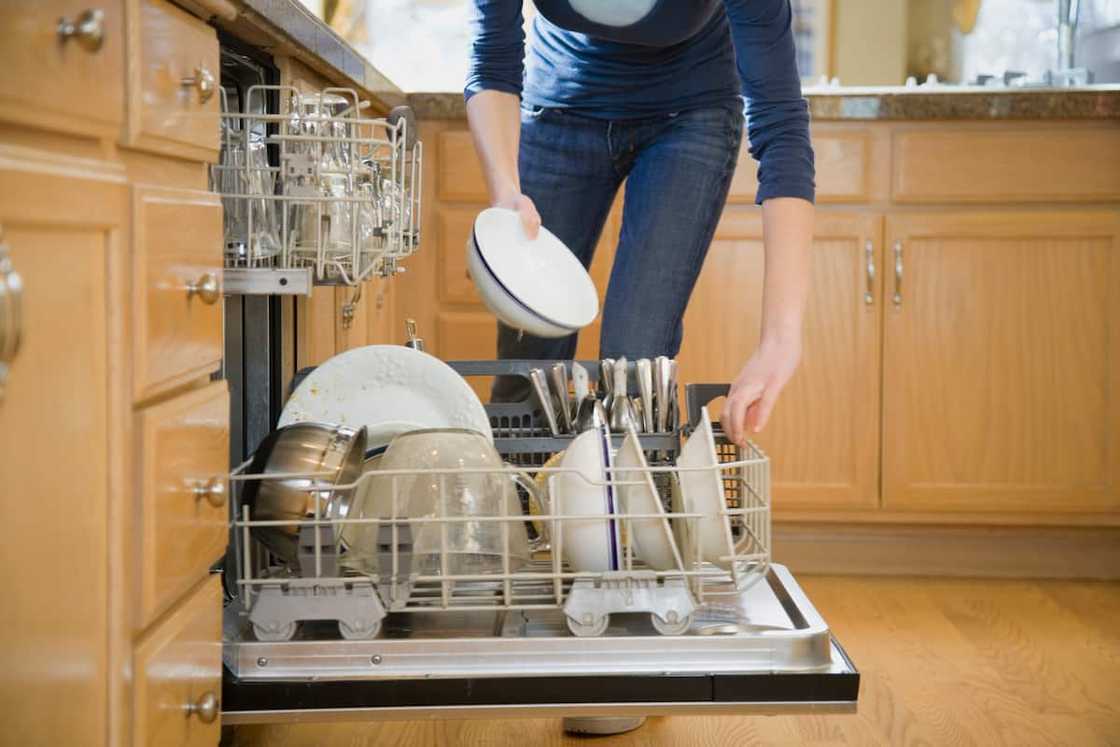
227, 440, 769, 641
212, 85, 422, 286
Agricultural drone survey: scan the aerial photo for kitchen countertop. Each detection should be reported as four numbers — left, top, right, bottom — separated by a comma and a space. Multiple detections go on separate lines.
408, 86, 1120, 121
211, 2, 1119, 122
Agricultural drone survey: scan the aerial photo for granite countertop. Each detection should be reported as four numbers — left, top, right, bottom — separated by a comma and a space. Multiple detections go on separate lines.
408, 86, 1120, 121
211, 2, 1118, 122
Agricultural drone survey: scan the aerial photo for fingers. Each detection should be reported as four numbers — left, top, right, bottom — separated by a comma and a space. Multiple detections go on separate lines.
518, 195, 542, 240
721, 381, 763, 447
745, 388, 779, 434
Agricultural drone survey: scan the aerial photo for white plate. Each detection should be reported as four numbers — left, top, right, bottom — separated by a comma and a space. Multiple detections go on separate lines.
616, 425, 680, 571
552, 424, 621, 573
278, 345, 493, 442
677, 407, 733, 569
473, 207, 599, 330
466, 237, 573, 338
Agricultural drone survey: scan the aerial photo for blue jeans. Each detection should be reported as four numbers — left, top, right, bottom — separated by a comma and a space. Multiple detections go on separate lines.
493, 102, 743, 400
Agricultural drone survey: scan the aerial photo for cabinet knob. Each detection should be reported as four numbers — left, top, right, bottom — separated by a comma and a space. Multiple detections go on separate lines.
57, 9, 105, 52
0, 235, 24, 403
188, 691, 219, 724
186, 273, 221, 305
193, 478, 226, 508
181, 65, 216, 104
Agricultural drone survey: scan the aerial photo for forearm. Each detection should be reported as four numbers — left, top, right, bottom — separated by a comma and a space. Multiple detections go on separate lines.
466, 90, 523, 205
759, 196, 813, 345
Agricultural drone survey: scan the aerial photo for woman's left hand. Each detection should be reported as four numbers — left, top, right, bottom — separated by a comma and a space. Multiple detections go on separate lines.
720, 335, 802, 446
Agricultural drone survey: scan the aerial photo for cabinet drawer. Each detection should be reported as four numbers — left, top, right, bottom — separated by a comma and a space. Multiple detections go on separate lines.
129, 0, 219, 160
134, 574, 223, 747
133, 184, 223, 401
0, 1, 125, 138
892, 127, 1120, 203
138, 382, 229, 627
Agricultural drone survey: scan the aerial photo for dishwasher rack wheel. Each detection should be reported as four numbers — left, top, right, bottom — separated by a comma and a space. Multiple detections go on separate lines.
650, 610, 693, 636
563, 573, 697, 638
566, 614, 610, 638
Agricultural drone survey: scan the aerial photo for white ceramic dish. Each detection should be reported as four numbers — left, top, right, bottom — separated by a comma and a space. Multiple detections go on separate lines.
615, 425, 680, 571
278, 345, 493, 442
551, 424, 621, 573
466, 237, 573, 338
471, 207, 599, 331
677, 407, 734, 569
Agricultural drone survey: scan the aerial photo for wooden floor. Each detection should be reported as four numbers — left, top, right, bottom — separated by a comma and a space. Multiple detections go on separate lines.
229, 576, 1120, 746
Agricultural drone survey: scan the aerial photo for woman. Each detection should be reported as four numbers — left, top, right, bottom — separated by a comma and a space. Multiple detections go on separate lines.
466, 3, 813, 732
467, 0, 814, 448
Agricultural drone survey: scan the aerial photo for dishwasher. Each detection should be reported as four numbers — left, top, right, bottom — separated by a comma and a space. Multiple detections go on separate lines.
211, 43, 858, 726
219, 364, 859, 724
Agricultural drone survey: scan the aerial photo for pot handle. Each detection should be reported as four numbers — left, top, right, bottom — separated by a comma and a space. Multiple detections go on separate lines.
506, 468, 549, 553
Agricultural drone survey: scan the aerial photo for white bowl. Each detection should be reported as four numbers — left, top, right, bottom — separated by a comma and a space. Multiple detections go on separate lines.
470, 207, 599, 333
551, 425, 621, 573
466, 237, 573, 338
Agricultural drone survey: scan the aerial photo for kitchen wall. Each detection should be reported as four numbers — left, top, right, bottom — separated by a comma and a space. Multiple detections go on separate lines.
831, 0, 908, 85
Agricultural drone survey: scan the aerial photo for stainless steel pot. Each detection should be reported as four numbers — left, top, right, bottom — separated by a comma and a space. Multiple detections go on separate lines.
242, 422, 367, 564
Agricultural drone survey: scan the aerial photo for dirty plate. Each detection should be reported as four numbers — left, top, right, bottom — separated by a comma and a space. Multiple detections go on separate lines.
278, 345, 493, 443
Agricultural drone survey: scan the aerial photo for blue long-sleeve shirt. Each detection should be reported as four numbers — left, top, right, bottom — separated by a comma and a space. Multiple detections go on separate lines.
465, 0, 815, 204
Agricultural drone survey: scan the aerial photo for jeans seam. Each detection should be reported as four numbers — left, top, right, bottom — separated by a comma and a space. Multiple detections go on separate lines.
658, 122, 741, 355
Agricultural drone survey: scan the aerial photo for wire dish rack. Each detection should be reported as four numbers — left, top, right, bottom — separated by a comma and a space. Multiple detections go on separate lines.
212, 85, 422, 286
225, 377, 769, 642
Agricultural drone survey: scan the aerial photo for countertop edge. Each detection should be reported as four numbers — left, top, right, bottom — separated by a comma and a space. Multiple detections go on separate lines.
406, 89, 1120, 122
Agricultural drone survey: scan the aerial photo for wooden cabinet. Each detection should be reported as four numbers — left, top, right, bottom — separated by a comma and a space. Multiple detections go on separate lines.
0, 0, 125, 138
132, 184, 223, 402
0, 157, 126, 746
127, 0, 220, 160
137, 382, 229, 627
132, 575, 223, 747
679, 209, 883, 511
882, 212, 1120, 514
416, 119, 1119, 531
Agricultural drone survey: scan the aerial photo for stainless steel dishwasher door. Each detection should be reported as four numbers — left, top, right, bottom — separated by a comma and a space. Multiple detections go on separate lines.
220, 564, 859, 724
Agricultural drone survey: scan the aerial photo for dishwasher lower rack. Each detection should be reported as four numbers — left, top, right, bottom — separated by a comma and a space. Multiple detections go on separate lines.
226, 439, 771, 642
221, 564, 858, 722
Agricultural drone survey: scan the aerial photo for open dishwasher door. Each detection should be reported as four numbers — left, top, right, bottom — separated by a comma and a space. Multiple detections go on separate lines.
220, 564, 858, 723
220, 372, 858, 724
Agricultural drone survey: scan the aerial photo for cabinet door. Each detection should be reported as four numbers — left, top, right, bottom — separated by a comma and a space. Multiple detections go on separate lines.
0, 158, 126, 745
883, 212, 1120, 513
133, 575, 222, 747
0, 0, 125, 138
679, 209, 883, 510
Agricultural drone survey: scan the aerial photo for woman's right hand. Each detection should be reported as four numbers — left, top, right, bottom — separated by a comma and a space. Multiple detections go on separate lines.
495, 189, 541, 240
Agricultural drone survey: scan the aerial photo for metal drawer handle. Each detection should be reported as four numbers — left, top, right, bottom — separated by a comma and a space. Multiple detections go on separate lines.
188, 691, 219, 724
186, 273, 221, 305
193, 478, 226, 508
864, 239, 875, 305
892, 240, 903, 306
0, 235, 24, 403
181, 65, 215, 104
57, 9, 105, 52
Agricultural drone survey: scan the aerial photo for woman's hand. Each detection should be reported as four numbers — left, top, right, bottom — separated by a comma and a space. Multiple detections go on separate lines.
495, 189, 541, 240
721, 334, 802, 446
